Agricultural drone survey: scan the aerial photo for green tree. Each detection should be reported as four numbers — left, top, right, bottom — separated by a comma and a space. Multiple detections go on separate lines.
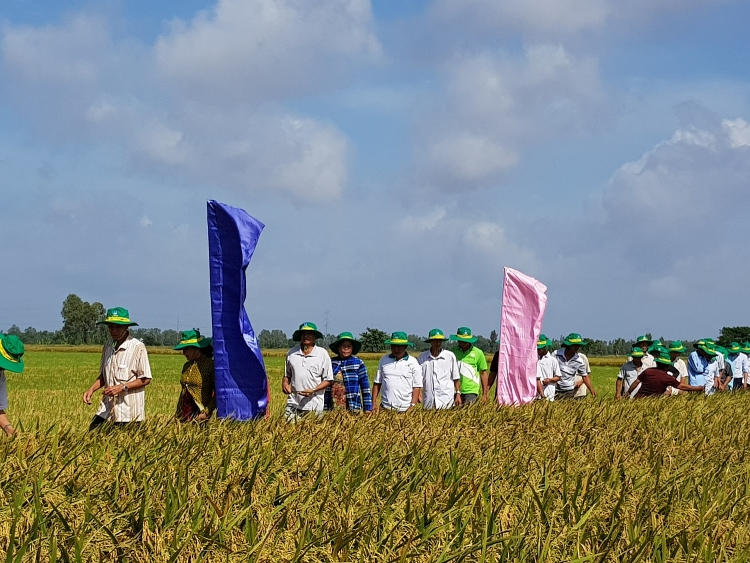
489, 330, 498, 353
61, 294, 106, 344
359, 328, 388, 353
718, 327, 750, 347
258, 329, 291, 349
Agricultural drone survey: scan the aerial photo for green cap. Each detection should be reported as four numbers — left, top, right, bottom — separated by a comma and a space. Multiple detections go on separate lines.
630, 346, 645, 358
173, 329, 213, 350
668, 341, 686, 353
330, 332, 361, 355
562, 333, 585, 347
425, 328, 449, 343
742, 342, 750, 354
0, 334, 25, 373
654, 350, 674, 366
537, 334, 551, 349
450, 327, 478, 343
728, 342, 742, 354
385, 331, 413, 347
292, 322, 324, 342
97, 307, 139, 326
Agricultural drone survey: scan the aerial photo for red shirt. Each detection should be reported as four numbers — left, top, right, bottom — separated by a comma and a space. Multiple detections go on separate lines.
634, 367, 680, 398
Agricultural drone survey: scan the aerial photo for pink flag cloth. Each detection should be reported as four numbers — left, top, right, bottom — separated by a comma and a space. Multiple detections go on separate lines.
496, 267, 548, 406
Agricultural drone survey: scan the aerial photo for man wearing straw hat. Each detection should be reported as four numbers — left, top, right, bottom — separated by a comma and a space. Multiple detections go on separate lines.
283, 322, 333, 422
450, 327, 489, 405
325, 332, 372, 413
418, 329, 461, 409
373, 332, 422, 413
535, 335, 559, 401
554, 333, 596, 399
82, 307, 152, 429
725, 342, 748, 391
0, 334, 25, 436
615, 346, 647, 399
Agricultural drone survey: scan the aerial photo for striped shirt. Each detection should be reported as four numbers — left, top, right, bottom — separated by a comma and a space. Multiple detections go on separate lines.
96, 335, 153, 422
324, 356, 373, 412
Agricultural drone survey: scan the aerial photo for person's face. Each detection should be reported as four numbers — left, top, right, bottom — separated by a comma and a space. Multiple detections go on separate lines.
390, 344, 407, 359
670, 351, 679, 361
338, 341, 353, 358
638, 342, 649, 352
537, 347, 547, 358
458, 341, 471, 352
567, 344, 580, 355
182, 347, 203, 361
429, 339, 444, 352
107, 324, 128, 342
299, 331, 316, 347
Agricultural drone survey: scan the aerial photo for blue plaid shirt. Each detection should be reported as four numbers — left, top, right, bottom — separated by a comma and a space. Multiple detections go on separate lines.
324, 356, 373, 412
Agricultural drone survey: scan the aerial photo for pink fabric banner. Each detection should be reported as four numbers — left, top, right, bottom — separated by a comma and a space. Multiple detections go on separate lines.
496, 267, 548, 406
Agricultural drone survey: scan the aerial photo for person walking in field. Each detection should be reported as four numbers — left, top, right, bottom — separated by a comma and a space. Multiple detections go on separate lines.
450, 327, 489, 404
574, 339, 592, 398
535, 335, 559, 401
687, 342, 721, 395
0, 334, 25, 437
668, 341, 688, 383
628, 349, 705, 398
174, 329, 215, 422
418, 329, 461, 409
554, 333, 596, 399
615, 346, 647, 399
324, 332, 372, 413
373, 332, 422, 412
82, 308, 152, 430
634, 336, 656, 368
283, 322, 333, 422
725, 342, 748, 391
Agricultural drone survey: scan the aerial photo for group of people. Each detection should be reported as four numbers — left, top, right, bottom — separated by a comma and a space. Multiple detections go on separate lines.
0, 307, 745, 433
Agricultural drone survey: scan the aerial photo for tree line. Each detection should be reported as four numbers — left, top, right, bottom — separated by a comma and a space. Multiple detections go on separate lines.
6, 294, 750, 354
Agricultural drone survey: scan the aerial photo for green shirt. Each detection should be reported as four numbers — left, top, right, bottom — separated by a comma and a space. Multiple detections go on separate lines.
452, 346, 488, 394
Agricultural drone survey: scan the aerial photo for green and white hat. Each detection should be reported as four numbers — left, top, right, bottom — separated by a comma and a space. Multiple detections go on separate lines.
562, 333, 585, 347
654, 349, 674, 366
450, 327, 478, 343
0, 334, 25, 373
537, 334, 552, 349
330, 332, 362, 355
97, 307, 139, 326
630, 346, 645, 358
384, 331, 413, 347
668, 341, 687, 353
728, 342, 743, 354
742, 342, 750, 354
425, 328, 449, 343
174, 329, 213, 350
636, 335, 653, 345
292, 322, 324, 341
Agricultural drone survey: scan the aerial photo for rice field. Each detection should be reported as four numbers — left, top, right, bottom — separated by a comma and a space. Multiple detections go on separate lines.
2, 349, 748, 561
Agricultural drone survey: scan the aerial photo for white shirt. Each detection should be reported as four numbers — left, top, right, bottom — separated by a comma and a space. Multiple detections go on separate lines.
418, 349, 459, 409
673, 358, 688, 382
705, 360, 720, 395
375, 354, 422, 412
536, 352, 560, 400
578, 352, 591, 375
96, 336, 153, 422
285, 345, 333, 412
727, 353, 748, 380
617, 360, 646, 392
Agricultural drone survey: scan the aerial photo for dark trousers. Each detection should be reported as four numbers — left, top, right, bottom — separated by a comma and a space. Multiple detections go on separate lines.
554, 387, 578, 400
460, 393, 478, 405
733, 378, 746, 391
88, 415, 141, 431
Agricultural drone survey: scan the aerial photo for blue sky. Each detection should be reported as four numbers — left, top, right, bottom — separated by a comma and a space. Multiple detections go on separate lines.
2, 0, 750, 341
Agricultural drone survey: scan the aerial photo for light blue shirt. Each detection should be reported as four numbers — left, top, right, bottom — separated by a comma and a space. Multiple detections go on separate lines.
687, 350, 709, 386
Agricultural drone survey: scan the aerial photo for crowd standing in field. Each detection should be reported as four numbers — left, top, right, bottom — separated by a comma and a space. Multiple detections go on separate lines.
1, 307, 748, 432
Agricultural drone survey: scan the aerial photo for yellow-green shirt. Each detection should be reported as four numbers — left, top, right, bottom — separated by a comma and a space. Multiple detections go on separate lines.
452, 346, 488, 394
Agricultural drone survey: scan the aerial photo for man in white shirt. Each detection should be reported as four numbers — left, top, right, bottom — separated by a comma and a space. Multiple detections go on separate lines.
373, 332, 422, 412
535, 335, 559, 401
418, 329, 460, 409
668, 341, 688, 383
616, 346, 646, 399
83, 307, 152, 429
634, 335, 656, 368
726, 342, 749, 391
283, 322, 333, 422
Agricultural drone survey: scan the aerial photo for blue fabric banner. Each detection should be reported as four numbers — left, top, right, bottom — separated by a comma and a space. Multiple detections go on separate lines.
207, 200, 268, 420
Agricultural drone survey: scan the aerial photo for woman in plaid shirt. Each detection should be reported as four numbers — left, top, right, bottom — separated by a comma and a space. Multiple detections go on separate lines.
324, 332, 373, 412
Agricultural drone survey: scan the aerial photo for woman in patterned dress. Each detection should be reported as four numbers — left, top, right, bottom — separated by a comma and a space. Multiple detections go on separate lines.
174, 329, 216, 422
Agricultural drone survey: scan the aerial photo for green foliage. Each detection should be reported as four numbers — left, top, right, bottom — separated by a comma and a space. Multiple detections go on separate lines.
718, 326, 750, 347
130, 328, 180, 347
257, 329, 291, 349
359, 327, 388, 352
60, 294, 106, 345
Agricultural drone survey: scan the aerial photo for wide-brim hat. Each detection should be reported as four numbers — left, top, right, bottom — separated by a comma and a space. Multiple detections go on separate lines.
697, 344, 717, 357
727, 342, 743, 354
385, 331, 414, 347
537, 334, 551, 349
425, 328, 449, 343
0, 334, 25, 373
654, 352, 674, 366
450, 327, 477, 344
742, 341, 750, 354
668, 341, 687, 353
330, 332, 362, 355
636, 335, 653, 346
292, 322, 324, 341
97, 307, 139, 326
562, 333, 585, 347
174, 329, 213, 350
630, 346, 645, 358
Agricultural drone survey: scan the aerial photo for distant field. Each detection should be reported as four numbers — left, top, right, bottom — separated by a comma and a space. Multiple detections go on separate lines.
5, 350, 742, 562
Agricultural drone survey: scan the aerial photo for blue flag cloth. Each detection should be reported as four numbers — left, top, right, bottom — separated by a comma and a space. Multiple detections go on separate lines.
207, 200, 268, 420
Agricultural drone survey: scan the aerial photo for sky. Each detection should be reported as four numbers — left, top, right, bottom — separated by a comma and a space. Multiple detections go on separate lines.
1, 0, 750, 341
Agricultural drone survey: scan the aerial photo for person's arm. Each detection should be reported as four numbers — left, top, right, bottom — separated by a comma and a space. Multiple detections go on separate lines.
82, 374, 104, 404
358, 361, 373, 412
615, 378, 623, 399
282, 358, 292, 395
408, 387, 421, 412
101, 375, 150, 397
487, 352, 499, 390
298, 355, 334, 396
536, 379, 544, 397
454, 379, 462, 406
626, 376, 642, 396
408, 360, 423, 411
581, 375, 596, 398
371, 383, 381, 412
